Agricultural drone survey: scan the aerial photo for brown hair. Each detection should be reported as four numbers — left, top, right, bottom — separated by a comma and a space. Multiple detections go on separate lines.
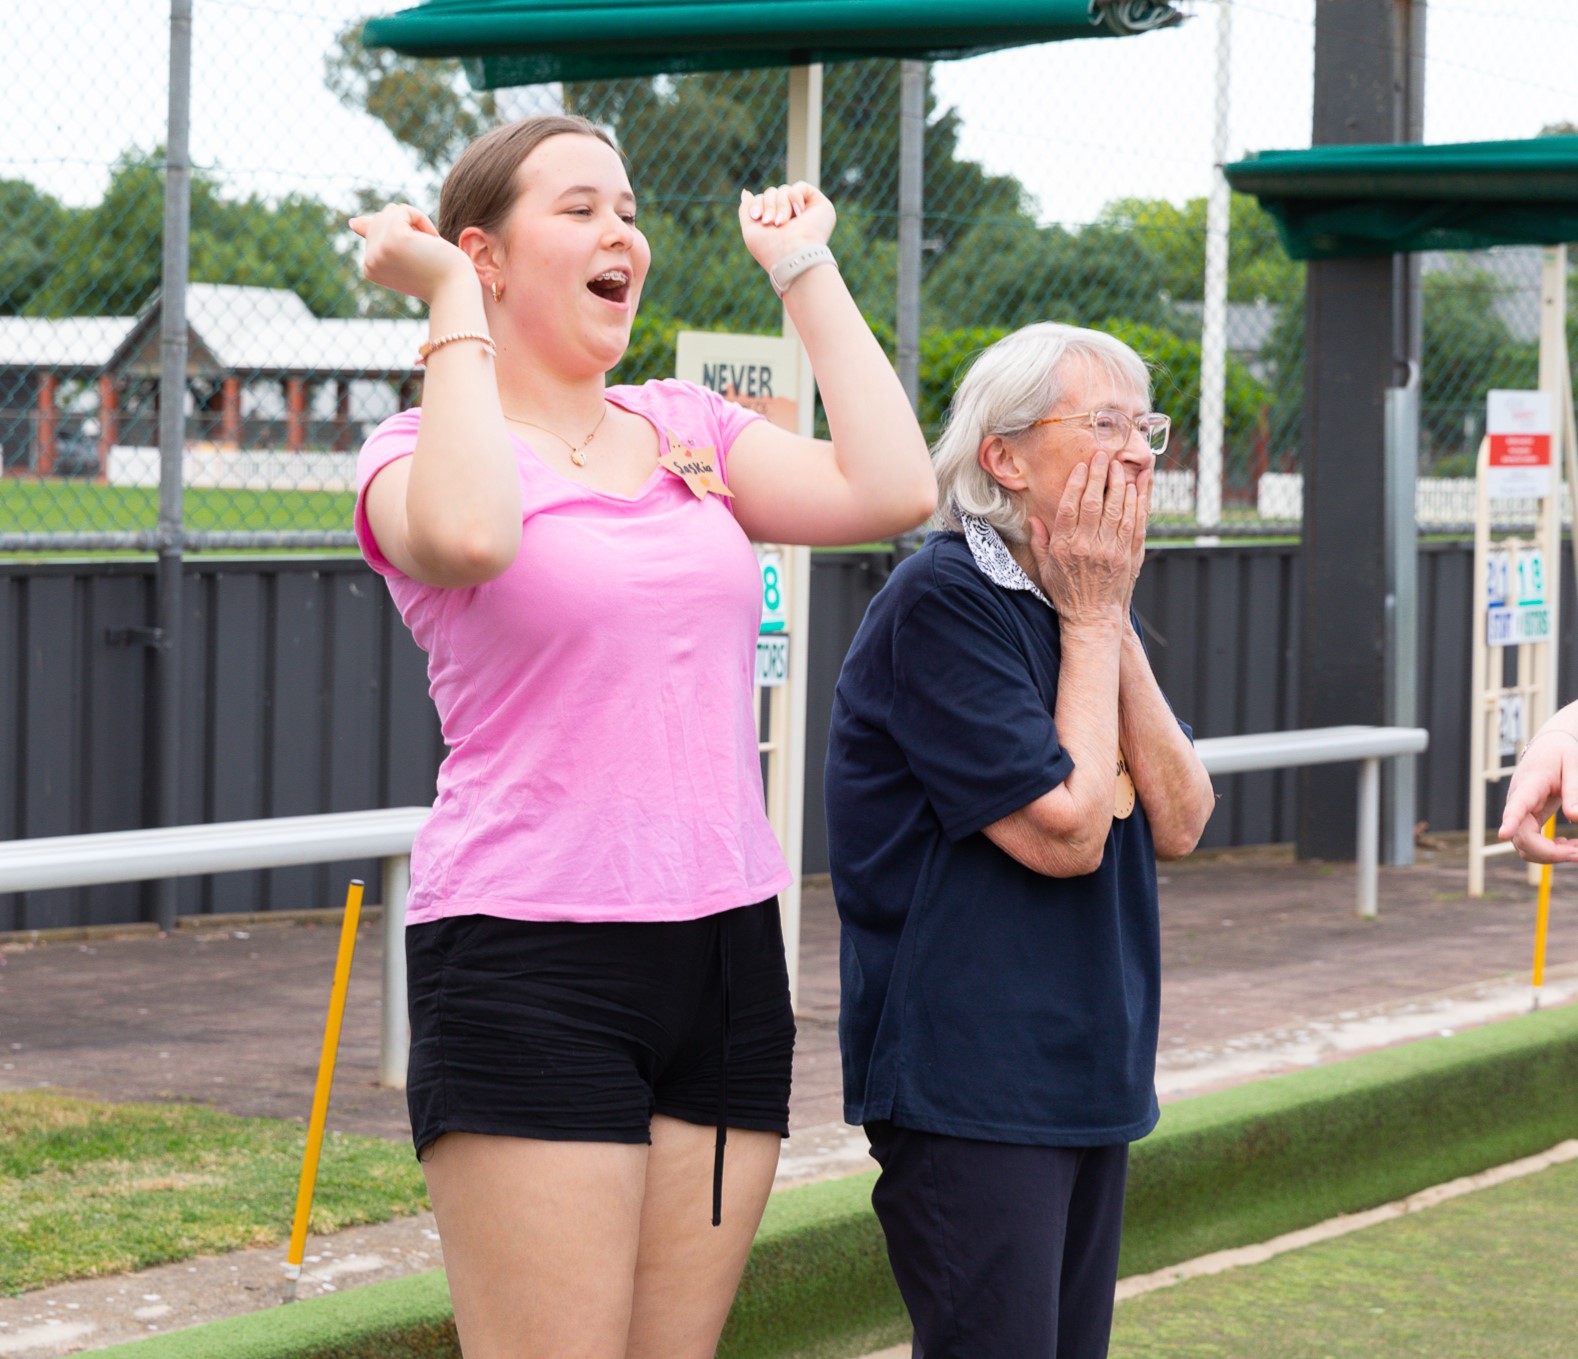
436, 115, 621, 245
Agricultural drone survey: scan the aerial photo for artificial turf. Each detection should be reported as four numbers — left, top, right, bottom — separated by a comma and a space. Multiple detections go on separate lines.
87, 1006, 1578, 1359
1110, 1155, 1578, 1358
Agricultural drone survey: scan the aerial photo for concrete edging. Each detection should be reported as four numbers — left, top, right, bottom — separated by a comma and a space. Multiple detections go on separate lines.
93, 1005, 1578, 1359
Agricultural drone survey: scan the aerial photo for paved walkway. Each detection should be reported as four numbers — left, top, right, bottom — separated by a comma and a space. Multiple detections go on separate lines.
2, 840, 1575, 1355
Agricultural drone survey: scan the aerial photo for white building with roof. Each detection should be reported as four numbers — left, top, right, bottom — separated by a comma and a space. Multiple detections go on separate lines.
2, 285, 426, 486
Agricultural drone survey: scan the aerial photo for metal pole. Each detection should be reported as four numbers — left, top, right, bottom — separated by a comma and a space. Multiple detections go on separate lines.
1356, 758, 1379, 919
1195, 0, 1232, 534
779, 64, 823, 1013
1382, 374, 1419, 866
1539, 247, 1570, 716
380, 853, 410, 1088
896, 60, 925, 414
154, 0, 193, 932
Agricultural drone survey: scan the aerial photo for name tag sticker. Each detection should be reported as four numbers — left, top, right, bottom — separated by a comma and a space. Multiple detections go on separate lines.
1114, 748, 1136, 819
659, 428, 734, 499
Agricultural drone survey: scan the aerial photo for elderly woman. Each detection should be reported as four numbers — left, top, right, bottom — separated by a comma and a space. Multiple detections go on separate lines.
825, 322, 1215, 1358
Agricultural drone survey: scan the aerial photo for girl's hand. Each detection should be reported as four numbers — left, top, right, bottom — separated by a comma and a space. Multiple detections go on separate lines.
737, 182, 836, 274
349, 204, 476, 305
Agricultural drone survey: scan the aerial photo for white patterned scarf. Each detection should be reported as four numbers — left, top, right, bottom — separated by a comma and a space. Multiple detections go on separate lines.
960, 513, 1052, 610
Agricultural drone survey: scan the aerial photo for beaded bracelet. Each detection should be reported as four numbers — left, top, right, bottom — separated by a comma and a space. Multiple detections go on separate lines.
416, 332, 496, 366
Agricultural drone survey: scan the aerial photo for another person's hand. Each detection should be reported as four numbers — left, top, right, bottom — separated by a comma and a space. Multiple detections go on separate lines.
1028, 451, 1137, 630
737, 182, 836, 274
1498, 727, 1578, 864
349, 204, 475, 305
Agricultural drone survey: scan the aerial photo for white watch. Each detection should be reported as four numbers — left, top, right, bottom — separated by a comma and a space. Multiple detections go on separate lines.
769, 243, 837, 298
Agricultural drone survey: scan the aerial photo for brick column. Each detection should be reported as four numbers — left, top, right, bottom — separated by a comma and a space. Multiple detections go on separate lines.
36, 372, 59, 475
97, 375, 120, 483
221, 377, 242, 447
334, 380, 352, 452
285, 377, 307, 453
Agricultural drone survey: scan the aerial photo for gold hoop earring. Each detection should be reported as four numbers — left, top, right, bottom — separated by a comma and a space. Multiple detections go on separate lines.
490, 280, 503, 304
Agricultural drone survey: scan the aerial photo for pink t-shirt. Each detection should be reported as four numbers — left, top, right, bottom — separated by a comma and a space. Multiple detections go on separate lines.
355, 379, 791, 925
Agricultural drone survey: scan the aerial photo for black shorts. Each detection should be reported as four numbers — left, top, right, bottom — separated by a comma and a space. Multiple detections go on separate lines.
405, 898, 795, 1167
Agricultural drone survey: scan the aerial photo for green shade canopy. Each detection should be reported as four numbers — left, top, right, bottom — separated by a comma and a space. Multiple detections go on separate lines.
360, 0, 1183, 87
1222, 136, 1578, 260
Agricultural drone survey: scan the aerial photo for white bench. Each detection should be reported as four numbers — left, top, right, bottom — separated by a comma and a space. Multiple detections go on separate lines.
0, 730, 1429, 1088
0, 807, 428, 1087
1194, 725, 1430, 918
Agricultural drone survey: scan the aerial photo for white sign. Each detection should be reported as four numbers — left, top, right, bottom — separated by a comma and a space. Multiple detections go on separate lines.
1485, 546, 1548, 647
755, 634, 789, 688
1487, 604, 1551, 647
1485, 549, 1511, 607
1516, 549, 1547, 607
1485, 390, 1554, 500
1487, 605, 1518, 647
757, 550, 786, 634
1497, 694, 1525, 760
676, 331, 801, 432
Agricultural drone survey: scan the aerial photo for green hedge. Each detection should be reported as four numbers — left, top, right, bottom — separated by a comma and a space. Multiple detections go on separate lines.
717, 1172, 906, 1359
608, 311, 1270, 448
97, 1006, 1578, 1359
1120, 1003, 1578, 1275
90, 1270, 458, 1359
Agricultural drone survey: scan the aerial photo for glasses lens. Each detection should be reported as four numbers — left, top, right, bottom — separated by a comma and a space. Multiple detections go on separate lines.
1090, 411, 1128, 449
1142, 416, 1170, 453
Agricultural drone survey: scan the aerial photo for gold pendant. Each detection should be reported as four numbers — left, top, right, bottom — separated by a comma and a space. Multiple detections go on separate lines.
1114, 748, 1136, 819
570, 449, 587, 467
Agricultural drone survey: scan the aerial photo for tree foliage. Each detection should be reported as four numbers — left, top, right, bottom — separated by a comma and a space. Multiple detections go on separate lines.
1097, 317, 1269, 467
0, 180, 72, 317
322, 28, 1029, 234
18, 152, 364, 320
1097, 193, 1301, 304
1419, 264, 1539, 467
922, 219, 1176, 333
567, 61, 1029, 243
324, 22, 498, 177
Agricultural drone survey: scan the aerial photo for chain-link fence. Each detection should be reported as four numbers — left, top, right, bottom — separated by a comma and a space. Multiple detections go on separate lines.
3, 1, 1575, 548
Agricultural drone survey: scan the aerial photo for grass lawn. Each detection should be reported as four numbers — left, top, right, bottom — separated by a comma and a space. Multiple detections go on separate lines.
0, 1091, 427, 1296
1110, 1156, 1578, 1358
0, 479, 355, 537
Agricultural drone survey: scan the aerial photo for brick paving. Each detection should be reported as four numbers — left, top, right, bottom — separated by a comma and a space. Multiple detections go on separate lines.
2, 839, 1573, 1139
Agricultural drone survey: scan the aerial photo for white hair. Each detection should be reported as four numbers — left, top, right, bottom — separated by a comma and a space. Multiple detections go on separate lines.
932, 322, 1152, 543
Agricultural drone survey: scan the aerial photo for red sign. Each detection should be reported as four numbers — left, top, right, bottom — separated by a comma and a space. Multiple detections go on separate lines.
1488, 432, 1552, 469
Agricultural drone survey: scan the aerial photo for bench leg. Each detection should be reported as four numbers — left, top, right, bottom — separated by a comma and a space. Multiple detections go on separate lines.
379, 853, 410, 1089
1356, 759, 1379, 919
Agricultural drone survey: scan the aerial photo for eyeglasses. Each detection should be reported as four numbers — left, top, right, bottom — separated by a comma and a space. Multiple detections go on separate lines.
1028, 408, 1171, 454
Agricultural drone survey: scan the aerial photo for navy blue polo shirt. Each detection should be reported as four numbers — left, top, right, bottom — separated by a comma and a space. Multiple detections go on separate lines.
826, 530, 1165, 1146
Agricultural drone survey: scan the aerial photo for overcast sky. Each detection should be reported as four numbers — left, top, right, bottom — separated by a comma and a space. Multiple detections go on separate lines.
6, 1, 1576, 226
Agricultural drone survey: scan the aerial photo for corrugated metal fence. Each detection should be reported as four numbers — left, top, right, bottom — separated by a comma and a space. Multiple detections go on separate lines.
0, 540, 1551, 931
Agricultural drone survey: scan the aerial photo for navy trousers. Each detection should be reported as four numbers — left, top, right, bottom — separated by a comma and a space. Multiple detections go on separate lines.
866, 1122, 1129, 1359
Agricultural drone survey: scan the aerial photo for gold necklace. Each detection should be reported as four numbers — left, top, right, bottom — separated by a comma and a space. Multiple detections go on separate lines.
502, 402, 610, 467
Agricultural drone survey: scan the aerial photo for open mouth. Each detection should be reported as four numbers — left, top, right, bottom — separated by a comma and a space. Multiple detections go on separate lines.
587, 269, 631, 305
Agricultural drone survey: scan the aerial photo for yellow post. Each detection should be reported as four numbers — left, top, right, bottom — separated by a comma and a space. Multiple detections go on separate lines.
284, 879, 364, 1299
1532, 817, 1555, 1007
